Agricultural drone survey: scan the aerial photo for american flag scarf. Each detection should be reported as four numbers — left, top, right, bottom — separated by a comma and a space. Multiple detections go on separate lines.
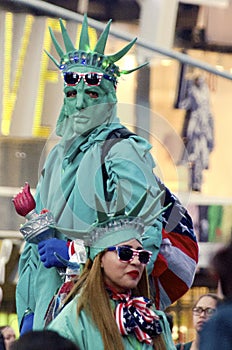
107, 288, 162, 345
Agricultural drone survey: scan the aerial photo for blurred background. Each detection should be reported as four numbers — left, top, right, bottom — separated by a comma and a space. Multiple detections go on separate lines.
0, 0, 232, 342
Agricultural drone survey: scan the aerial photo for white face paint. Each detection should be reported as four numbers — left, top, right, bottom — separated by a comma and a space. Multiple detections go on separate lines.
62, 66, 117, 137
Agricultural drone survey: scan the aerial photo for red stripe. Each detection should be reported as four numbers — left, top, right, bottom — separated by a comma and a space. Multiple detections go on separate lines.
118, 303, 125, 334
162, 229, 199, 262
154, 269, 189, 304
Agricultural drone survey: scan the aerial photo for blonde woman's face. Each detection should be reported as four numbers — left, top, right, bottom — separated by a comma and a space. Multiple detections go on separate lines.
101, 239, 145, 293
192, 296, 218, 333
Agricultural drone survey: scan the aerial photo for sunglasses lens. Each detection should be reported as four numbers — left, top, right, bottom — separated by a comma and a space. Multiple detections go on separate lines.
139, 251, 150, 264
64, 72, 79, 85
118, 247, 133, 261
85, 73, 101, 85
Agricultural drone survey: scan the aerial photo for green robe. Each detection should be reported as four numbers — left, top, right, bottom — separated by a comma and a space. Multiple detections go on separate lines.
48, 295, 176, 350
16, 119, 162, 329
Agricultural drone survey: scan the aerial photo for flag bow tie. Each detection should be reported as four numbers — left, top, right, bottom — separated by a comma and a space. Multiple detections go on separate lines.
109, 290, 162, 345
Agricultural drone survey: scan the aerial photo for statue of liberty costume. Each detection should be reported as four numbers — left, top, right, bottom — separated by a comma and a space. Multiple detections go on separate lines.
47, 189, 176, 350
16, 15, 164, 331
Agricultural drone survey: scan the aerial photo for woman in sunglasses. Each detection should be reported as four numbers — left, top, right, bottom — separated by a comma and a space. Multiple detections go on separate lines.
176, 293, 222, 350
47, 191, 176, 350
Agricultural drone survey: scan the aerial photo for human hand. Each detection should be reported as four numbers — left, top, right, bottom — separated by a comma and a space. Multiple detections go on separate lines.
38, 238, 69, 268
12, 182, 36, 217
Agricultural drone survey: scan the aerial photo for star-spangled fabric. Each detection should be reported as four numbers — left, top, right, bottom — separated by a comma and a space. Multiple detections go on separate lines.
108, 288, 162, 345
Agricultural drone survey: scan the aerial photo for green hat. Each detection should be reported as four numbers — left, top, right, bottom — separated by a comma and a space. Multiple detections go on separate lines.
54, 186, 166, 260
45, 14, 148, 86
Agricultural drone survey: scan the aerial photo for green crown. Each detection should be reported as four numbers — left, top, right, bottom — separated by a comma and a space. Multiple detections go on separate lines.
52, 186, 166, 248
45, 14, 148, 85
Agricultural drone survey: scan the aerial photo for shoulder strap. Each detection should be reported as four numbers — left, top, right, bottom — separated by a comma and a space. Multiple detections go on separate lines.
101, 127, 135, 202
101, 127, 135, 163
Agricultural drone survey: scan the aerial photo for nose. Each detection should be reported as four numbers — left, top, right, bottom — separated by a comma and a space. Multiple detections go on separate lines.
131, 253, 141, 265
199, 310, 207, 317
75, 80, 86, 110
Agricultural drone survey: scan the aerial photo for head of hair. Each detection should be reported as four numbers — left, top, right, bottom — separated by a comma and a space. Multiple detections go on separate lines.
10, 330, 79, 350
211, 242, 232, 300
65, 253, 167, 350
193, 293, 223, 308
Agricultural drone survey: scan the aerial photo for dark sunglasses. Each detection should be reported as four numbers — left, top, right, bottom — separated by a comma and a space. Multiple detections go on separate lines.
63, 71, 113, 86
106, 246, 152, 265
192, 307, 216, 317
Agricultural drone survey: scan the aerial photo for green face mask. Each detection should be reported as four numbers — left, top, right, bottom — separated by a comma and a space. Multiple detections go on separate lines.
47, 16, 148, 138
62, 66, 117, 137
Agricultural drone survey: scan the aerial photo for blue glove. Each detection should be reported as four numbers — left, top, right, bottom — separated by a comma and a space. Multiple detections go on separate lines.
20, 311, 34, 335
38, 238, 69, 268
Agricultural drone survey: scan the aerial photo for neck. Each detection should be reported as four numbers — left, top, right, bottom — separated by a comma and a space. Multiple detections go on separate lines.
105, 285, 131, 299
190, 337, 199, 350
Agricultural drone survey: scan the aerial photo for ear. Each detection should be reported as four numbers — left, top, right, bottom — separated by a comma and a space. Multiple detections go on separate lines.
100, 254, 105, 268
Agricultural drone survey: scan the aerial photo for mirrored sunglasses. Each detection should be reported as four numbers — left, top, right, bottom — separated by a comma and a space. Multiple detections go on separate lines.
63, 71, 113, 86
192, 307, 216, 317
107, 246, 152, 265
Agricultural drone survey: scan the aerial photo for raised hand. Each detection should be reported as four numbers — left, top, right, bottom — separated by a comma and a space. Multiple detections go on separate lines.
12, 182, 36, 218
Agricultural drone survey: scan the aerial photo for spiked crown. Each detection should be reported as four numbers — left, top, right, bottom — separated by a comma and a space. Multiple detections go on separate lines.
53, 186, 166, 260
46, 14, 148, 85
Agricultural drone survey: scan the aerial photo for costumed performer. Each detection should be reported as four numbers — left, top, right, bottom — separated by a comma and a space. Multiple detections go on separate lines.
15, 15, 164, 332
47, 189, 176, 350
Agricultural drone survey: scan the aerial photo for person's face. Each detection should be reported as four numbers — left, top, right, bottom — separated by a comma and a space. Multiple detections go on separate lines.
192, 296, 217, 333
1, 326, 16, 350
101, 239, 146, 292
62, 66, 117, 136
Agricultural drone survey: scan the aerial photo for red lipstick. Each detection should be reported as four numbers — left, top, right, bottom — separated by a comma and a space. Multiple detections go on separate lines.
127, 270, 139, 279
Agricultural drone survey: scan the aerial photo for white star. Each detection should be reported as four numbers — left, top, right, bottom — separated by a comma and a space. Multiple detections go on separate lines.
138, 315, 144, 324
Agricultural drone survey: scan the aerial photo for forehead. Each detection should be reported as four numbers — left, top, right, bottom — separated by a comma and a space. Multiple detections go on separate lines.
118, 239, 142, 248
196, 296, 217, 307
65, 65, 103, 73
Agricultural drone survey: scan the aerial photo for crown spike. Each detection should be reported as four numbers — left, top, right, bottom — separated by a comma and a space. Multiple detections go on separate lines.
94, 19, 112, 54
49, 26, 64, 58
143, 204, 171, 226
140, 190, 166, 224
44, 49, 60, 68
79, 14, 90, 51
50, 225, 90, 241
127, 189, 148, 217
95, 194, 109, 223
121, 62, 149, 75
59, 18, 76, 52
107, 38, 137, 63
114, 183, 126, 217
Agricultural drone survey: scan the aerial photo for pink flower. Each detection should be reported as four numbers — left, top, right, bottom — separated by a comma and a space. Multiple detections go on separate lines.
12, 182, 36, 217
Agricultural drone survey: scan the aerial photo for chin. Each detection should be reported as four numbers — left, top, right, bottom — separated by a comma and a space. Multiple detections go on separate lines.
123, 281, 139, 290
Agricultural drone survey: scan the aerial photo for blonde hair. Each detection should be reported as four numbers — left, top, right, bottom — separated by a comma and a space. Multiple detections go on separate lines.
65, 253, 167, 350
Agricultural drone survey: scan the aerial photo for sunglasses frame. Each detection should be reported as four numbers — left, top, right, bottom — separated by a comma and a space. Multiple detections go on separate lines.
106, 246, 152, 265
63, 71, 112, 87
